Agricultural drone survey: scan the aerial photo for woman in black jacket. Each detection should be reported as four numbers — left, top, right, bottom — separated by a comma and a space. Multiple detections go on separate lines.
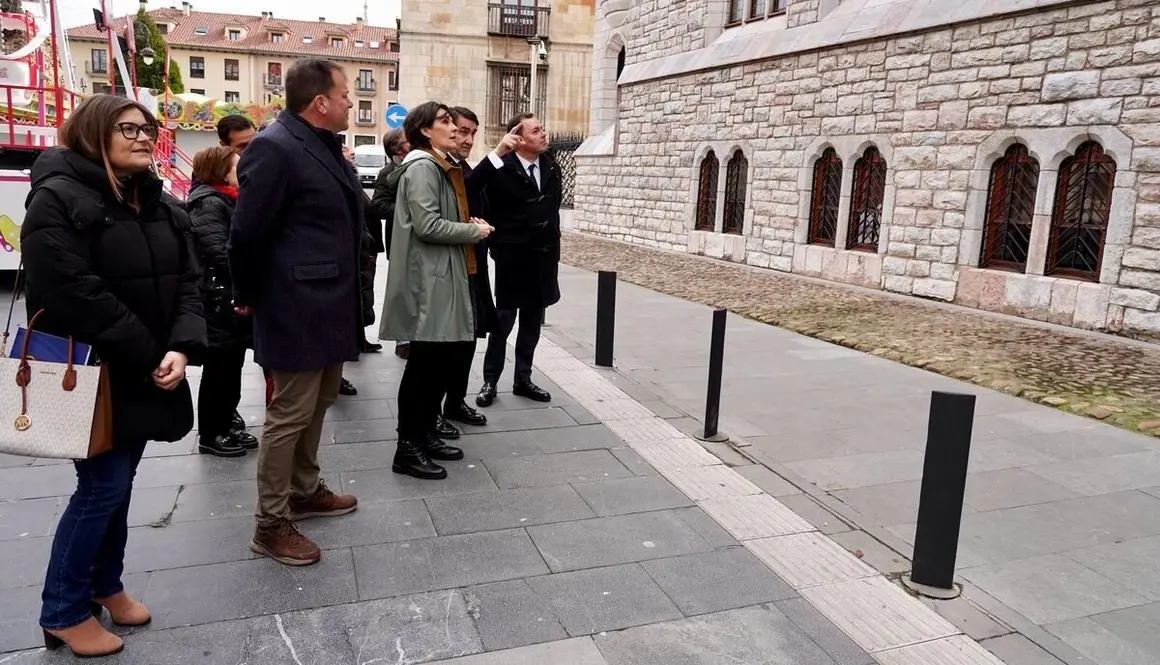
21, 94, 206, 658
187, 146, 258, 457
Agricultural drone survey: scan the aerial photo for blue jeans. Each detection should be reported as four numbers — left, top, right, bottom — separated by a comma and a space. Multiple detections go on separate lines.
40, 441, 147, 630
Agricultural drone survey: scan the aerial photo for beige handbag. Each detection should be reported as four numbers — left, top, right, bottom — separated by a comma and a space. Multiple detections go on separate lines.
0, 291, 113, 459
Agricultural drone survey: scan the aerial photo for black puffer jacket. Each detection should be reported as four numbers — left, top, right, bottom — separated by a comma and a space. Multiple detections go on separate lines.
21, 148, 206, 444
187, 184, 252, 350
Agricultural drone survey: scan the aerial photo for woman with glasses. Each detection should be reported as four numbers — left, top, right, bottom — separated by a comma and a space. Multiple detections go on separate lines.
21, 94, 205, 657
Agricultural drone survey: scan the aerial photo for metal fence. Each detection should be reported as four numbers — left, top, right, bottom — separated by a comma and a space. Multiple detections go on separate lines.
548, 132, 584, 209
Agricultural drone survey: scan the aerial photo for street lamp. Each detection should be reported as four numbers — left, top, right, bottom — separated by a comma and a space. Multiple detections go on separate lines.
133, 22, 154, 65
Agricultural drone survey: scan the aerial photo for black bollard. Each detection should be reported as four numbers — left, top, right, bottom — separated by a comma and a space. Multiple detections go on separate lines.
594, 271, 616, 367
697, 308, 728, 442
904, 391, 976, 599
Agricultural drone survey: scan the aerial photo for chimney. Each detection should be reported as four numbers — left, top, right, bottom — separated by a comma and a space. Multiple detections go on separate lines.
319, 16, 325, 22
355, 16, 364, 31
181, 1, 190, 15
139, 0, 148, 12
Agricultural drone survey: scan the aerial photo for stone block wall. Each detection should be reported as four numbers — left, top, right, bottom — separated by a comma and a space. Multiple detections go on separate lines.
574, 0, 1160, 339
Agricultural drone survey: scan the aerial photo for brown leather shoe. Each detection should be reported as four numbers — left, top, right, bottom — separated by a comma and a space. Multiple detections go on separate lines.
43, 617, 124, 657
289, 479, 358, 520
91, 591, 151, 626
250, 518, 321, 566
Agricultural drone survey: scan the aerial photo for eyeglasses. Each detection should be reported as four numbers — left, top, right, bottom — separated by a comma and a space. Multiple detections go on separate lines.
115, 122, 159, 141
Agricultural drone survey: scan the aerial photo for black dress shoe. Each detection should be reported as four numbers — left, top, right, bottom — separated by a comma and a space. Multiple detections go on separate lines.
230, 411, 247, 433
339, 378, 358, 396
432, 415, 461, 440
198, 434, 247, 458
445, 401, 487, 426
513, 381, 551, 403
420, 433, 465, 461
230, 428, 259, 450
475, 381, 497, 408
361, 340, 384, 353
392, 440, 447, 480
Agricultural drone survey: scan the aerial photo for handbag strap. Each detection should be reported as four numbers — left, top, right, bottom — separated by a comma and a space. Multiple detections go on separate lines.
1, 260, 24, 357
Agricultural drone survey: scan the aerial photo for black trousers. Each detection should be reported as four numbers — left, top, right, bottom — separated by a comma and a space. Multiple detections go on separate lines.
440, 340, 476, 412
197, 345, 246, 439
483, 307, 543, 386
398, 341, 475, 442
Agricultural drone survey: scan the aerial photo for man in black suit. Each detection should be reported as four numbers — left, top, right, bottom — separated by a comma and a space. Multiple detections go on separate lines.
470, 113, 561, 407
229, 58, 360, 567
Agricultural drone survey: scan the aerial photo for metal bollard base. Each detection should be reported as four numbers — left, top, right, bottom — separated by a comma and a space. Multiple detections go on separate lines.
902, 575, 962, 600
693, 430, 730, 443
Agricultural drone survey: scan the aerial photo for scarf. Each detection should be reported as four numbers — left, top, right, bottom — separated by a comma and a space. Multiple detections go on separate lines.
423, 149, 476, 276
211, 184, 239, 200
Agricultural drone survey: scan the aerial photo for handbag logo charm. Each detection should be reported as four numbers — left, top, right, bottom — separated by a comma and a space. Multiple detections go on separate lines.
14, 414, 30, 431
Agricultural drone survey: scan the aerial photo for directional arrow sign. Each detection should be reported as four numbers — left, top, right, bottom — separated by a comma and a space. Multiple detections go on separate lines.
385, 104, 407, 129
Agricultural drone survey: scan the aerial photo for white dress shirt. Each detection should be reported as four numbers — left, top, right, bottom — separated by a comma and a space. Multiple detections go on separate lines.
487, 151, 541, 190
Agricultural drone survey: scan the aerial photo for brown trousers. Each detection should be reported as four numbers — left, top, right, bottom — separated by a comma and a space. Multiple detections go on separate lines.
255, 363, 343, 525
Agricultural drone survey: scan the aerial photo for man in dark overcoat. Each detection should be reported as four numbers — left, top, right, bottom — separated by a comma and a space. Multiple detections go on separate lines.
468, 112, 561, 407
228, 58, 361, 566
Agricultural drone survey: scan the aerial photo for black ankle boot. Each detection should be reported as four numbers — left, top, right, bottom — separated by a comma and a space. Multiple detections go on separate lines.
198, 434, 247, 458
392, 440, 447, 480
421, 433, 464, 461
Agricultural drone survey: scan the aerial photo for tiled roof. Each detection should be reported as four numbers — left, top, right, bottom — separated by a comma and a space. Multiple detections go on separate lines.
67, 8, 399, 63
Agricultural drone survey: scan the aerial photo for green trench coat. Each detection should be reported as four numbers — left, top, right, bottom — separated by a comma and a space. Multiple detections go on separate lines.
379, 150, 483, 343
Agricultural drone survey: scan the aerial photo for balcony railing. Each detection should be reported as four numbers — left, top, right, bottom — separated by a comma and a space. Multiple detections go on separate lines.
263, 74, 282, 89
355, 81, 376, 96
487, 3, 550, 39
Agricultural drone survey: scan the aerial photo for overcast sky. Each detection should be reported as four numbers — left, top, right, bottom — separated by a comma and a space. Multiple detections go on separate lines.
58, 0, 402, 30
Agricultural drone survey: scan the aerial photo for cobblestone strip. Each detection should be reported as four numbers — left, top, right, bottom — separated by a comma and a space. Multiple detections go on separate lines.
517, 331, 1008, 665
561, 232, 1160, 437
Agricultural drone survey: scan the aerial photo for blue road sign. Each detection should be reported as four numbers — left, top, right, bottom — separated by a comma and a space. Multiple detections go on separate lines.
385, 104, 407, 129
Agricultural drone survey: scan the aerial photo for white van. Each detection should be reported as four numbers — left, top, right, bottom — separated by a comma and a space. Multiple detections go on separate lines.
353, 144, 386, 188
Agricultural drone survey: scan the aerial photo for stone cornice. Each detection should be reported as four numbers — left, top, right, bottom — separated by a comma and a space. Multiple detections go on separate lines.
619, 0, 1096, 86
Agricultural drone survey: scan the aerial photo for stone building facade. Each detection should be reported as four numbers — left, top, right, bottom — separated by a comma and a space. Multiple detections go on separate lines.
573, 0, 1160, 340
399, 0, 595, 160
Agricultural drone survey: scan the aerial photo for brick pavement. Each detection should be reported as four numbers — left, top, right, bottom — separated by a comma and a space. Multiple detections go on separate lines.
560, 232, 1160, 437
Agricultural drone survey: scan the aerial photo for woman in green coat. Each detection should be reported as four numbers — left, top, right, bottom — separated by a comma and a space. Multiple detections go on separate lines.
380, 101, 494, 480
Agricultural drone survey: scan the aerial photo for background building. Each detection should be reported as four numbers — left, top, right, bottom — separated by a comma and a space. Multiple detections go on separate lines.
67, 1, 400, 153
573, 0, 1160, 341
399, 0, 595, 160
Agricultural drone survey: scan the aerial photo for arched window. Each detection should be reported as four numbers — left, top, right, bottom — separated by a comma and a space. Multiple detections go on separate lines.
1047, 141, 1116, 281
616, 46, 625, 79
695, 151, 718, 232
846, 146, 887, 251
808, 148, 842, 246
980, 144, 1040, 271
723, 151, 748, 235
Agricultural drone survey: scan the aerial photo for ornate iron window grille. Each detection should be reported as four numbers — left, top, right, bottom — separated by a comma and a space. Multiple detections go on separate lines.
722, 152, 748, 235
1046, 141, 1116, 281
808, 148, 842, 246
846, 146, 887, 251
979, 143, 1039, 272
695, 151, 719, 232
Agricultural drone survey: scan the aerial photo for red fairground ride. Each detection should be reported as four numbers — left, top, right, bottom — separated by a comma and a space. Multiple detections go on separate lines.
0, 0, 192, 271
